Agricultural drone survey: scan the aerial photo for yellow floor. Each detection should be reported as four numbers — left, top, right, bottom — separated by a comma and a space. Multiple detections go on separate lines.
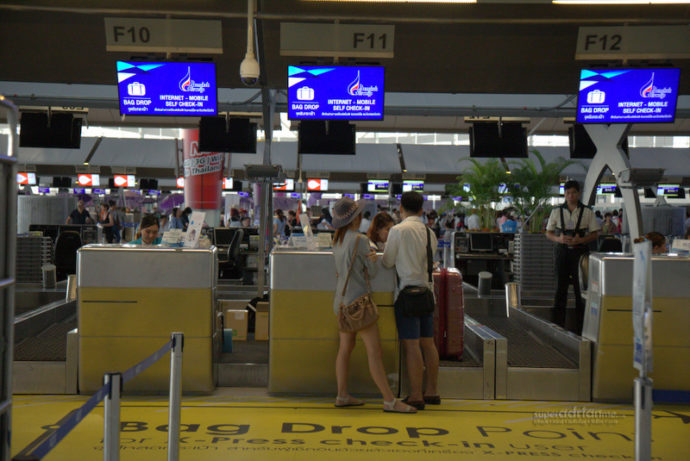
12, 389, 690, 460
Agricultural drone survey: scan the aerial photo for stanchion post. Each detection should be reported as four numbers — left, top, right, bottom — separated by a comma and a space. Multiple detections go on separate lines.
167, 333, 184, 461
635, 377, 652, 461
103, 373, 121, 461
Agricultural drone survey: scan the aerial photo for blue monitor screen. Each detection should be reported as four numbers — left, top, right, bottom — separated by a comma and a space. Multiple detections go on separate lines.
657, 184, 681, 198
362, 194, 375, 200
403, 180, 424, 192
288, 66, 384, 120
117, 61, 217, 116
597, 183, 618, 195
577, 68, 680, 124
367, 180, 389, 193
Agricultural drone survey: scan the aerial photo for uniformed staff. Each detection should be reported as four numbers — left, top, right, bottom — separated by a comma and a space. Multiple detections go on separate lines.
545, 180, 600, 332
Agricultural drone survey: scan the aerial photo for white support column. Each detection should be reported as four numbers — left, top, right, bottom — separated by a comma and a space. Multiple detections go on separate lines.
582, 124, 643, 239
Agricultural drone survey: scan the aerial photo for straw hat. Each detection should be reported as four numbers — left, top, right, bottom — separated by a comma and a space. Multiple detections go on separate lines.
331, 197, 366, 229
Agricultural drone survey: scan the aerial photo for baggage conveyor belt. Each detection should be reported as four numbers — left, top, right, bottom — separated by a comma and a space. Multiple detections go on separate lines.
463, 289, 591, 401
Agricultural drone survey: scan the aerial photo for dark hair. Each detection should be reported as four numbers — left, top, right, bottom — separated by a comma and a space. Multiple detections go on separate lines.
363, 211, 371, 219
612, 210, 619, 216
276, 209, 285, 222
140, 214, 159, 231
367, 212, 395, 243
183, 207, 192, 215
288, 210, 296, 217
101, 203, 109, 210
230, 208, 240, 219
108, 199, 116, 207
563, 180, 580, 192
646, 231, 665, 249
172, 207, 178, 216
401, 191, 423, 214
604, 212, 612, 218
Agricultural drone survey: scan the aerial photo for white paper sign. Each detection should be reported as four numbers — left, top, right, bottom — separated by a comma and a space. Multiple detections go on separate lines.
632, 240, 653, 374
184, 211, 206, 249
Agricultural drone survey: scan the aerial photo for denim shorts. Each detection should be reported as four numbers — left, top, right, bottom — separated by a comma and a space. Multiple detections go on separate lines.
394, 307, 434, 340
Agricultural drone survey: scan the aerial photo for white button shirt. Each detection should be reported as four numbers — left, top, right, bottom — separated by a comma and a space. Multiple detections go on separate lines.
382, 216, 438, 298
546, 203, 600, 234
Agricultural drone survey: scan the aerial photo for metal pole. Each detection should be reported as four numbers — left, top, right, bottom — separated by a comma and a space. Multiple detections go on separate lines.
634, 376, 653, 461
167, 333, 184, 461
103, 373, 121, 461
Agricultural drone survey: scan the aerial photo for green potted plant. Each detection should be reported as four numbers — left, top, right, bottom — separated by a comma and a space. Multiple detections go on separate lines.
504, 150, 580, 233
447, 158, 508, 231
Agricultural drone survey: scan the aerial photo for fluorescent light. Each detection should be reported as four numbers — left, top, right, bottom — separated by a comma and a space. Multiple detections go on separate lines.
554, 0, 690, 4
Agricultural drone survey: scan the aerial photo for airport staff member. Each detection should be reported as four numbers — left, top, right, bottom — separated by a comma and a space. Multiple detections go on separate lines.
129, 214, 162, 246
545, 180, 599, 331
66, 199, 93, 224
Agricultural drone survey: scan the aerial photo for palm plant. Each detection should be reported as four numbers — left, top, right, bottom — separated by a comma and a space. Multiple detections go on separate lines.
505, 150, 580, 233
447, 158, 509, 230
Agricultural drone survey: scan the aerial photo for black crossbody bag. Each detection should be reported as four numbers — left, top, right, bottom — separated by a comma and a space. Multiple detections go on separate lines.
394, 227, 435, 318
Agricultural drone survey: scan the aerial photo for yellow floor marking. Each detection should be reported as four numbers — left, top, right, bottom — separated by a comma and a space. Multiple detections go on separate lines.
11, 391, 690, 461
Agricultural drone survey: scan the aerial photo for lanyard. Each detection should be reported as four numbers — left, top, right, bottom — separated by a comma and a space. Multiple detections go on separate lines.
560, 203, 584, 232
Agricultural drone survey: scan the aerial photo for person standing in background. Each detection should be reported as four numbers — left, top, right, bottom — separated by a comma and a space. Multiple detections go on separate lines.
169, 208, 184, 230
359, 211, 372, 233
465, 209, 481, 230
98, 202, 115, 243
366, 212, 395, 252
181, 207, 192, 231
66, 199, 93, 225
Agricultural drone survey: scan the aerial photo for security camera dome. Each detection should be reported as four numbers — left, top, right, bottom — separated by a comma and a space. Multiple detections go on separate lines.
240, 54, 260, 86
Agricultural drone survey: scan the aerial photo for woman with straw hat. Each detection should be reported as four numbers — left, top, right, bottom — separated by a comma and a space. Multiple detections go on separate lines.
331, 197, 416, 413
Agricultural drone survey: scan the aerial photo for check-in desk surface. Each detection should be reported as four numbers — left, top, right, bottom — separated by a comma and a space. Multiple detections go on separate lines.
270, 248, 398, 394
77, 245, 217, 394
583, 253, 690, 400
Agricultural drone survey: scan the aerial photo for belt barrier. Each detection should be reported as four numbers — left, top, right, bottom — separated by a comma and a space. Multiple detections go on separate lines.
13, 332, 184, 461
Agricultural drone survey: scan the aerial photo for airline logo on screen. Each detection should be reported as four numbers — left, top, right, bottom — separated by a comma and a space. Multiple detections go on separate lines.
307, 179, 328, 191
347, 71, 378, 97
639, 73, 672, 100
113, 175, 134, 188
78, 174, 99, 186
176, 177, 185, 188
16, 173, 31, 185
178, 66, 210, 94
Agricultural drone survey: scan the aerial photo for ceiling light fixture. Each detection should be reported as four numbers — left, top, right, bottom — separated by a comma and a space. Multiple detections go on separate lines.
303, 1, 476, 3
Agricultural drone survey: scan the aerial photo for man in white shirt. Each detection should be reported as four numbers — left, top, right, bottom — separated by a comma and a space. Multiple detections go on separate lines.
382, 192, 440, 410
358, 211, 371, 233
546, 180, 600, 332
465, 209, 481, 230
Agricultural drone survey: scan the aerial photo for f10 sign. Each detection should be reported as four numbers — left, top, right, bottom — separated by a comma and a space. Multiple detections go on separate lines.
288, 66, 384, 120
117, 61, 217, 116
577, 68, 680, 124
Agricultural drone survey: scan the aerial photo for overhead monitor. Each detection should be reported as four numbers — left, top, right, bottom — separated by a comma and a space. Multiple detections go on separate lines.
223, 178, 234, 190
568, 123, 629, 158
113, 174, 136, 188
577, 68, 680, 124
298, 120, 356, 155
117, 61, 217, 116
198, 117, 257, 153
176, 177, 185, 188
273, 179, 295, 191
20, 112, 82, 149
307, 179, 329, 191
403, 180, 424, 192
16, 172, 37, 185
597, 183, 618, 195
367, 180, 389, 193
657, 184, 684, 199
469, 122, 528, 158
287, 65, 384, 120
77, 174, 100, 187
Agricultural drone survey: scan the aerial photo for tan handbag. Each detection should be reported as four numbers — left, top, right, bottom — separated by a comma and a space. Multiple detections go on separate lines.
337, 236, 379, 333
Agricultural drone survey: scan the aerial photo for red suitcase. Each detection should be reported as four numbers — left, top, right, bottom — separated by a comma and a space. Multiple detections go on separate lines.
433, 268, 464, 359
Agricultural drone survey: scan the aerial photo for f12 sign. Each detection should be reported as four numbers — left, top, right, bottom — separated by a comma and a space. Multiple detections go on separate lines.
78, 174, 100, 186
577, 68, 680, 123
117, 61, 217, 116
113, 174, 136, 188
307, 179, 329, 191
16, 172, 37, 185
288, 66, 384, 120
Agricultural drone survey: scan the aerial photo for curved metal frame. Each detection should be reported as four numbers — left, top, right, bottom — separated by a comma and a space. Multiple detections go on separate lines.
581, 124, 642, 240
0, 95, 18, 461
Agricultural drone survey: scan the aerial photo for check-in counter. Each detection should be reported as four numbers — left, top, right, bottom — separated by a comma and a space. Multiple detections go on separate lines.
583, 253, 690, 401
269, 249, 399, 394
77, 245, 218, 394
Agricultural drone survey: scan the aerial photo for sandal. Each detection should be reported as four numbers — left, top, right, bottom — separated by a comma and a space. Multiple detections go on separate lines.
402, 396, 426, 410
383, 398, 417, 413
335, 396, 364, 407
424, 395, 441, 405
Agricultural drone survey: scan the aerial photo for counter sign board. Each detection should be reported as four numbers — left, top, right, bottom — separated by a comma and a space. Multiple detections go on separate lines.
577, 68, 680, 124
288, 66, 384, 120
117, 61, 217, 116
